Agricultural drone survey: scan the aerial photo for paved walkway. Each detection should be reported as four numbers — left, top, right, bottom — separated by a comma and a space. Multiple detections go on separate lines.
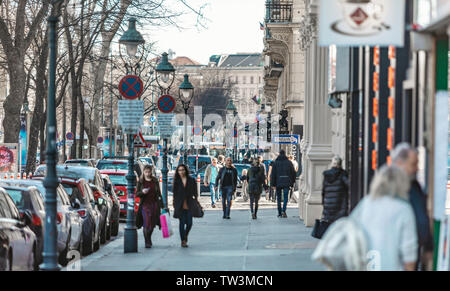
74, 204, 323, 271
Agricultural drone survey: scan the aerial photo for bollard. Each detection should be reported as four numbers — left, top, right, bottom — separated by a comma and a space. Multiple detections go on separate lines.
4, 173, 8, 180
10, 173, 14, 179
22, 172, 26, 179
17, 173, 20, 179
28, 173, 32, 180
159, 176, 163, 193
197, 174, 201, 196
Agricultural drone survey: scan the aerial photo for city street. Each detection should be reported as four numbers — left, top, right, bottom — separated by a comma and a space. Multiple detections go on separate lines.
72, 197, 323, 271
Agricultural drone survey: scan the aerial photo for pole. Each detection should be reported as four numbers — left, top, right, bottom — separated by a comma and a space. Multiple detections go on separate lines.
124, 134, 137, 253
41, 14, 60, 271
109, 51, 113, 157
183, 106, 188, 167
161, 138, 169, 211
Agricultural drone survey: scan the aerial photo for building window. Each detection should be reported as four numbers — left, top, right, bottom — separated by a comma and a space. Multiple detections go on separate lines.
236, 76, 239, 84
250, 76, 254, 84
259, 76, 261, 84
243, 76, 246, 84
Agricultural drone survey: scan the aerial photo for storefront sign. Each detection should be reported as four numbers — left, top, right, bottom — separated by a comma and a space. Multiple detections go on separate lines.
319, 0, 405, 47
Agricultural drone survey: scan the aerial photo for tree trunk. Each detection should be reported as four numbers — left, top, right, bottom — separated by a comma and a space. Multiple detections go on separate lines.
26, 30, 48, 173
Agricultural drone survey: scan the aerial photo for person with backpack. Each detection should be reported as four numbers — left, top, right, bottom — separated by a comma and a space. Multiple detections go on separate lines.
246, 159, 266, 219
322, 156, 349, 225
271, 150, 296, 218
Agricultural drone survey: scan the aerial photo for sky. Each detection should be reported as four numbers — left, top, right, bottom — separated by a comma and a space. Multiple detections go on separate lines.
143, 0, 266, 65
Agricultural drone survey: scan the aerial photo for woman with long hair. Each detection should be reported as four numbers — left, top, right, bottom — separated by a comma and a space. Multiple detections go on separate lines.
172, 164, 198, 248
136, 165, 163, 248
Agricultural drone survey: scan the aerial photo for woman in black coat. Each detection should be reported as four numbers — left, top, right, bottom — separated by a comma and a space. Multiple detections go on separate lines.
321, 156, 349, 224
172, 164, 198, 248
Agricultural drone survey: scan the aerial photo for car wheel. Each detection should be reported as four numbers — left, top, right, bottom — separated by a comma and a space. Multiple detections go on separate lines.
106, 221, 111, 241
0, 248, 12, 271
83, 228, 94, 256
29, 244, 37, 271
59, 231, 71, 266
100, 221, 107, 244
112, 221, 119, 237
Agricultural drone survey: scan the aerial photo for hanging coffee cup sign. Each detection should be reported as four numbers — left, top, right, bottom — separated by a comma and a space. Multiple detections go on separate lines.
318, 0, 405, 47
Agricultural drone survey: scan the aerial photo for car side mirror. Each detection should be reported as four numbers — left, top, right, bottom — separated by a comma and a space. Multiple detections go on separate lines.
72, 198, 81, 209
22, 210, 33, 226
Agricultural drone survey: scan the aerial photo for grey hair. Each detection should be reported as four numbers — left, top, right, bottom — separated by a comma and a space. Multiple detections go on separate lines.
392, 142, 418, 163
331, 156, 343, 168
369, 165, 410, 200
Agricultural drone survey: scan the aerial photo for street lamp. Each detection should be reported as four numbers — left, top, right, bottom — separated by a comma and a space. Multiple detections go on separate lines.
41, 0, 64, 271
155, 52, 176, 212
226, 99, 238, 161
119, 17, 145, 254
178, 74, 194, 166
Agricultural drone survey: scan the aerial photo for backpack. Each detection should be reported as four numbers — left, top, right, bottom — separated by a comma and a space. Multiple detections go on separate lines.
311, 216, 369, 271
248, 167, 262, 195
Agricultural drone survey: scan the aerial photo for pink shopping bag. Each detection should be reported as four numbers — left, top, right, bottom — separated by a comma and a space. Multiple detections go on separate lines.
160, 212, 173, 238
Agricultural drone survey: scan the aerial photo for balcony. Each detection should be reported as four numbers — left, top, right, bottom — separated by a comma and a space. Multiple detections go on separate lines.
265, 0, 293, 23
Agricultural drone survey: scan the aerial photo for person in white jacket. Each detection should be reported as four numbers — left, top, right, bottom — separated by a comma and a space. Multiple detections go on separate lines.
351, 165, 418, 271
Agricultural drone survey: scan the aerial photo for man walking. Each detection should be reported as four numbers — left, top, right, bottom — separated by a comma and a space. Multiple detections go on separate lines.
216, 155, 225, 201
204, 158, 219, 208
271, 150, 296, 218
392, 143, 433, 270
215, 157, 238, 219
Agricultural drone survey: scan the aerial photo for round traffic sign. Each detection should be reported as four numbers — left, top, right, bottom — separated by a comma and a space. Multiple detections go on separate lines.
233, 128, 238, 138
119, 75, 143, 100
193, 127, 202, 136
97, 137, 104, 144
157, 145, 162, 150
66, 132, 74, 140
157, 95, 176, 113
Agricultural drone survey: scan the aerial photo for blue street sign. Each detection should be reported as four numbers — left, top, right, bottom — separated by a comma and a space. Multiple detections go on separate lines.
119, 75, 143, 100
157, 145, 162, 150
150, 116, 156, 123
272, 134, 300, 144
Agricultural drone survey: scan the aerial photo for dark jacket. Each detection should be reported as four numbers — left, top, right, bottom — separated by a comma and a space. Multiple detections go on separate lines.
270, 154, 296, 188
321, 167, 349, 223
247, 165, 265, 195
215, 166, 238, 192
136, 176, 164, 228
409, 180, 433, 251
172, 176, 198, 219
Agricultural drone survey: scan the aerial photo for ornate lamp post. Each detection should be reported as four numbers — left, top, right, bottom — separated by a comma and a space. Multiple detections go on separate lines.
119, 17, 145, 254
155, 52, 175, 212
41, 0, 64, 271
226, 99, 238, 161
178, 74, 194, 166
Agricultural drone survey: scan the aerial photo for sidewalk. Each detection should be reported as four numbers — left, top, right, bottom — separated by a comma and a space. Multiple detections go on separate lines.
74, 207, 324, 271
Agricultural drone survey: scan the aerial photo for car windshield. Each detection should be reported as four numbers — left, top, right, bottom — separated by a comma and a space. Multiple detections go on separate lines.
108, 174, 127, 186
66, 161, 89, 166
34, 166, 96, 184
179, 156, 211, 171
97, 161, 127, 171
235, 165, 251, 176
4, 189, 28, 209
61, 183, 85, 202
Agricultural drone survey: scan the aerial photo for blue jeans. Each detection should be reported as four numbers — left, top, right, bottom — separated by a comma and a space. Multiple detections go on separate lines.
209, 183, 216, 205
179, 210, 193, 241
221, 186, 233, 217
276, 187, 290, 215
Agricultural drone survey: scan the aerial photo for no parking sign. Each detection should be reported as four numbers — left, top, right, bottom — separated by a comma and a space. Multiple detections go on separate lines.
119, 75, 143, 100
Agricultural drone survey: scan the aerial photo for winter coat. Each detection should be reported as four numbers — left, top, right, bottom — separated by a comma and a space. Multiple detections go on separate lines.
204, 164, 219, 184
270, 154, 296, 188
247, 165, 265, 195
321, 167, 349, 223
136, 176, 164, 228
409, 180, 433, 251
172, 176, 198, 219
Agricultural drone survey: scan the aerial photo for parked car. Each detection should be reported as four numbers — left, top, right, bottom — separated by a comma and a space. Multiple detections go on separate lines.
58, 178, 101, 256
1, 186, 45, 269
100, 173, 120, 236
99, 169, 140, 217
177, 155, 212, 173
138, 157, 153, 166
64, 159, 97, 167
0, 179, 83, 265
34, 165, 113, 245
97, 157, 145, 178
0, 187, 37, 271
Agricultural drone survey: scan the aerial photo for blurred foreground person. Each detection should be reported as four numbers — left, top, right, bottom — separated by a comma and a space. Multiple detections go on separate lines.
392, 143, 433, 270
352, 165, 418, 271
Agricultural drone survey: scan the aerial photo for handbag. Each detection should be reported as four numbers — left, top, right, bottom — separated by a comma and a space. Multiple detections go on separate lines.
160, 211, 174, 238
191, 198, 204, 218
311, 219, 330, 239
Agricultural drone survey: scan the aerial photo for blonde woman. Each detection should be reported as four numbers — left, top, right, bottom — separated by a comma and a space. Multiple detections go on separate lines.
351, 165, 418, 271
